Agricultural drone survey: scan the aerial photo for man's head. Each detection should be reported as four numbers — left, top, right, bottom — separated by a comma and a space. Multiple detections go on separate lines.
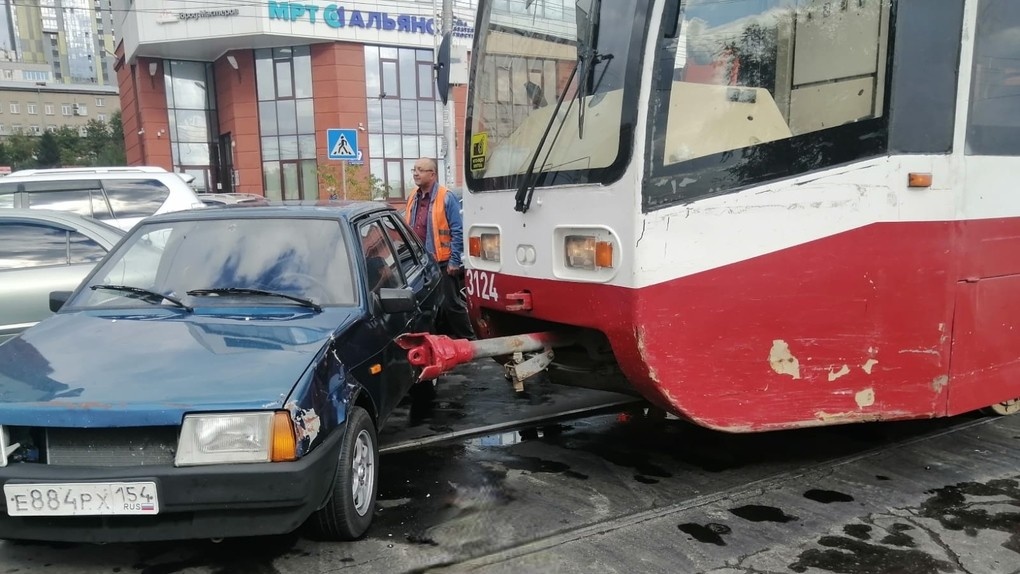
412, 157, 438, 191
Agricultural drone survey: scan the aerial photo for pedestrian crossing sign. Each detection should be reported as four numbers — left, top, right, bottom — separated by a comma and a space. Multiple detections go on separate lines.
327, 129, 359, 161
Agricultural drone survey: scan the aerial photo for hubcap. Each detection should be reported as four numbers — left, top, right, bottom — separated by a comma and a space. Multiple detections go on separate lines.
350, 429, 375, 516
989, 398, 1020, 416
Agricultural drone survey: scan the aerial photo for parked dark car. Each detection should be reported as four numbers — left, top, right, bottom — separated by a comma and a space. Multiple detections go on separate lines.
0, 201, 443, 542
0, 209, 125, 345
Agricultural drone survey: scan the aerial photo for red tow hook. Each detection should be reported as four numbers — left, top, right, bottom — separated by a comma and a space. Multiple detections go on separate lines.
395, 331, 569, 382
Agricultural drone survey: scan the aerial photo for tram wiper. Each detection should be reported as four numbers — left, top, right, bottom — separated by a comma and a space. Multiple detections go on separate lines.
574, 0, 603, 139
514, 0, 603, 214
513, 63, 579, 213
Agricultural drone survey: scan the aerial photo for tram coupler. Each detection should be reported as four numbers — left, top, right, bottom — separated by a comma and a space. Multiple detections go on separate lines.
396, 331, 571, 390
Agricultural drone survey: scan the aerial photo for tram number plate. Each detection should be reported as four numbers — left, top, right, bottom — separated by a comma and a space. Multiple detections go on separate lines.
4, 482, 159, 516
465, 270, 499, 302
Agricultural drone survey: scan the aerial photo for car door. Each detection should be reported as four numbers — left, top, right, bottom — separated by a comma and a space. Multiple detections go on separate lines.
354, 218, 412, 418
379, 214, 442, 333
0, 220, 108, 343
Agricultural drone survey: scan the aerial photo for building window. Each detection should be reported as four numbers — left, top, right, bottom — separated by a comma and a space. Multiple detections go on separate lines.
75, 104, 87, 116
98, 113, 106, 122
11, 124, 21, 133
27, 104, 36, 115
164, 60, 219, 193
95, 97, 105, 107
0, 125, 6, 135
9, 103, 18, 114
61, 104, 71, 116
256, 46, 316, 201
78, 126, 87, 137
30, 125, 40, 135
365, 46, 445, 200
44, 104, 54, 115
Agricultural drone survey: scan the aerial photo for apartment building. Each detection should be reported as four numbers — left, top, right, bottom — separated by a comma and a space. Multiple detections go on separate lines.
0, 72, 119, 136
0, 0, 117, 86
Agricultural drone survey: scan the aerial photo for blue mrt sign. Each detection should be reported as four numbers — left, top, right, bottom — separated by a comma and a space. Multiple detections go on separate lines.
327, 129, 359, 161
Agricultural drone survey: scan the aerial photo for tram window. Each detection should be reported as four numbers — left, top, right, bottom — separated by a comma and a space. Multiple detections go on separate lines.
967, 0, 1020, 156
645, 0, 892, 208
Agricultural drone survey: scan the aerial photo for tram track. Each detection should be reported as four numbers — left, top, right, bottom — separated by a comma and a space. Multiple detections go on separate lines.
417, 414, 1003, 573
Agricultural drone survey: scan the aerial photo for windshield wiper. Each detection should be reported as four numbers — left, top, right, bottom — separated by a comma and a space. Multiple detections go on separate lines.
514, 62, 580, 214
186, 288, 323, 313
90, 285, 192, 312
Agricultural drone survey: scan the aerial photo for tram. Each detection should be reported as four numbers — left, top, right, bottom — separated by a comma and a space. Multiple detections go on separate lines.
426, 0, 1020, 431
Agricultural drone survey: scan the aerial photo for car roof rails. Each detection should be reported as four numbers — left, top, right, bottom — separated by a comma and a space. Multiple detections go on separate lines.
7, 166, 170, 177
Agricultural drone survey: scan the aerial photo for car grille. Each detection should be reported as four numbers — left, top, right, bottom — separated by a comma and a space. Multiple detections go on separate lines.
45, 427, 179, 466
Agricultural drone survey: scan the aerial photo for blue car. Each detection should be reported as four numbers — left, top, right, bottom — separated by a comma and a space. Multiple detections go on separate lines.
0, 202, 443, 542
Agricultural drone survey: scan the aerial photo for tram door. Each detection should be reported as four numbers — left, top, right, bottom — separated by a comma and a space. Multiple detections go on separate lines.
948, 0, 1020, 414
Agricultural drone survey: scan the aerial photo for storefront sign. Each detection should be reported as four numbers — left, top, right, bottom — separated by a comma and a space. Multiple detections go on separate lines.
266, 1, 474, 38
157, 8, 240, 24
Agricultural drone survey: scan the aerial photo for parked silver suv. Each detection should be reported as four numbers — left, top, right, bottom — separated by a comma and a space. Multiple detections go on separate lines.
0, 167, 204, 231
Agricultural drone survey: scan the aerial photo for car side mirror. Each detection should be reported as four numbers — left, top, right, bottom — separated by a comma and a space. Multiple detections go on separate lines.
50, 291, 72, 312
378, 288, 415, 314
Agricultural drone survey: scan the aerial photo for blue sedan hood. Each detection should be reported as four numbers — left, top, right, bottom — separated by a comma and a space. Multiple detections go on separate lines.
0, 308, 360, 427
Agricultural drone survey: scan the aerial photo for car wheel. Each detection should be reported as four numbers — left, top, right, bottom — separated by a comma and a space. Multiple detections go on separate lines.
311, 406, 378, 540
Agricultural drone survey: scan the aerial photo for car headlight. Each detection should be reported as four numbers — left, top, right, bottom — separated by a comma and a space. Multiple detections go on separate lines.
175, 412, 296, 466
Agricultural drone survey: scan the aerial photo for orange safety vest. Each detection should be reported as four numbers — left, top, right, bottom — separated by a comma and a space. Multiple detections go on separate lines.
405, 184, 452, 263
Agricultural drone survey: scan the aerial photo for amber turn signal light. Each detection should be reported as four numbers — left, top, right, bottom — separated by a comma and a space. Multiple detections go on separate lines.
271, 411, 297, 462
908, 172, 932, 188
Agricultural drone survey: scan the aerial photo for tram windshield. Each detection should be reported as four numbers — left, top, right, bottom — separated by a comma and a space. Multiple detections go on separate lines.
465, 0, 650, 195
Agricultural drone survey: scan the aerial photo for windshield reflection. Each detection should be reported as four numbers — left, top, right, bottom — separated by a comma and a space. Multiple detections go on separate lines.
74, 218, 357, 308
466, 0, 647, 192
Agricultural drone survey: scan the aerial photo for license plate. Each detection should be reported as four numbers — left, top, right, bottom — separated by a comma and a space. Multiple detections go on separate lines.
4, 482, 159, 516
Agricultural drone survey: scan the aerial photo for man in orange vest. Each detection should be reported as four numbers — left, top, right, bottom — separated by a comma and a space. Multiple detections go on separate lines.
405, 157, 475, 340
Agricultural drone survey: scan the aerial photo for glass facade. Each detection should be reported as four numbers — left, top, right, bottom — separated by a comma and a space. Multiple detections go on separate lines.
256, 46, 317, 201
364, 46, 444, 199
164, 60, 219, 193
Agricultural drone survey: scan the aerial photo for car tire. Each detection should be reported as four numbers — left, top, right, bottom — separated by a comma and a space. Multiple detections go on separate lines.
311, 406, 378, 540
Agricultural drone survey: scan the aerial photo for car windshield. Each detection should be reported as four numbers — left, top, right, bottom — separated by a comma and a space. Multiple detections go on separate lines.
72, 217, 357, 309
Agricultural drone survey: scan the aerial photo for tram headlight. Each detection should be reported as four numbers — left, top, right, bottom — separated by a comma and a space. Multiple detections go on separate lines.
468, 226, 501, 270
478, 233, 501, 262
564, 235, 614, 270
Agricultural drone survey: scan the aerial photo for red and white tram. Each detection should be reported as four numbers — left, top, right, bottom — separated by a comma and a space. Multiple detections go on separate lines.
421, 0, 1020, 431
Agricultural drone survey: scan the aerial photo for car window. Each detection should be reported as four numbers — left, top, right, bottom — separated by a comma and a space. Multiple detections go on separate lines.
380, 215, 420, 279
102, 179, 171, 219
68, 230, 108, 264
0, 190, 13, 208
359, 221, 401, 292
0, 179, 104, 219
0, 222, 69, 269
398, 213, 427, 263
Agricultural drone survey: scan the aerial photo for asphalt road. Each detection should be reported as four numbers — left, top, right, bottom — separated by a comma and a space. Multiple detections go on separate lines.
0, 362, 1017, 574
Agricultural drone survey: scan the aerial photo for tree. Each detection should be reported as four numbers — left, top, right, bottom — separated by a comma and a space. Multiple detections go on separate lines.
100, 111, 126, 166
83, 118, 111, 165
53, 126, 84, 166
5, 130, 36, 170
317, 163, 391, 201
35, 131, 61, 168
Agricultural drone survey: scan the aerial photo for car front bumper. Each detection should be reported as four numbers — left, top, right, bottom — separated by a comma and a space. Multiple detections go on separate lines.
0, 429, 343, 543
